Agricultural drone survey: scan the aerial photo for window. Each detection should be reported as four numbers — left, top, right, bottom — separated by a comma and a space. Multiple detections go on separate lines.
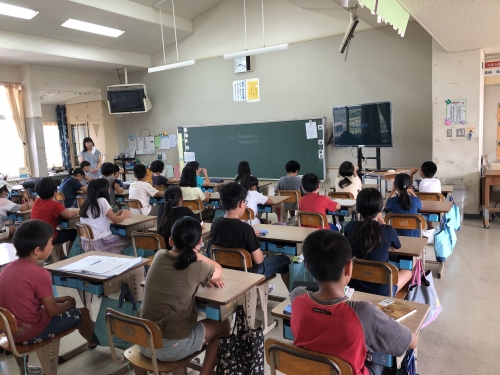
43, 122, 63, 168
0, 86, 25, 177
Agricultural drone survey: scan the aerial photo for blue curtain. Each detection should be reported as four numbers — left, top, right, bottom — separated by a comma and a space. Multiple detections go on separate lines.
56, 105, 71, 170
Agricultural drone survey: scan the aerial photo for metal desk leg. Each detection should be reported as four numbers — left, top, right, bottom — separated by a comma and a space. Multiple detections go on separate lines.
244, 287, 258, 329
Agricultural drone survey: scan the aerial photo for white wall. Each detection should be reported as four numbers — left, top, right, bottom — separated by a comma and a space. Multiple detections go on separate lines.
483, 85, 500, 161
123, 22, 432, 181
41, 104, 57, 122
0, 64, 20, 83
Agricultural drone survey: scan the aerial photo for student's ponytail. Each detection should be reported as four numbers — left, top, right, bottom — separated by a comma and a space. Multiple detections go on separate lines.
352, 188, 384, 257
239, 173, 251, 191
394, 174, 412, 211
171, 216, 202, 270
338, 161, 354, 189
157, 186, 182, 241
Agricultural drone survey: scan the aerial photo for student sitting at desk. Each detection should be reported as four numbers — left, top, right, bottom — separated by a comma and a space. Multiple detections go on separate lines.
101, 162, 124, 208
0, 181, 32, 239
59, 167, 87, 208
138, 216, 229, 375
79, 179, 131, 253
129, 164, 164, 216
386, 173, 422, 237
0, 220, 97, 348
298, 173, 340, 229
291, 230, 417, 375
240, 174, 272, 225
150, 160, 170, 188
113, 164, 124, 188
344, 188, 412, 297
211, 182, 290, 287
180, 166, 212, 220
186, 161, 210, 188
334, 161, 362, 198
79, 160, 93, 186
274, 160, 306, 220
410, 161, 441, 192
157, 186, 204, 250
31, 178, 79, 260
235, 160, 251, 184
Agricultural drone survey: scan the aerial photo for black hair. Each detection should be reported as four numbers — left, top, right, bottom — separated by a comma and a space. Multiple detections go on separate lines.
69, 167, 84, 177
220, 182, 246, 211
101, 162, 115, 177
35, 177, 58, 200
186, 161, 200, 170
82, 137, 94, 152
80, 179, 110, 219
285, 160, 300, 173
150, 160, 165, 173
302, 230, 352, 282
394, 173, 412, 211
133, 164, 147, 180
338, 161, 355, 189
114, 164, 120, 173
157, 186, 183, 242
301, 173, 320, 193
0, 185, 9, 194
352, 188, 384, 257
421, 161, 437, 178
179, 166, 197, 188
171, 216, 202, 270
13, 220, 54, 257
80, 160, 91, 169
235, 161, 251, 183
239, 174, 258, 191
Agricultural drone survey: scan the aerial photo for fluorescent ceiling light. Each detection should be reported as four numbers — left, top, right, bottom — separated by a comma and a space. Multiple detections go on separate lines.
0, 2, 38, 19
223, 44, 288, 60
61, 19, 124, 37
148, 60, 196, 73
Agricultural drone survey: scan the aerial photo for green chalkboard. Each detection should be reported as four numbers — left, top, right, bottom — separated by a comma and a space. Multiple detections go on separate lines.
177, 117, 326, 180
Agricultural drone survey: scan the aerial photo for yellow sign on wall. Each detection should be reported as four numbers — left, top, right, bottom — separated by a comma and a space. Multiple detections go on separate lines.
246, 78, 260, 103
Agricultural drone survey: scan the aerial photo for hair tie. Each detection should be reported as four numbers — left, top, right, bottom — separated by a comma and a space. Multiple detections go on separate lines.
402, 185, 407, 189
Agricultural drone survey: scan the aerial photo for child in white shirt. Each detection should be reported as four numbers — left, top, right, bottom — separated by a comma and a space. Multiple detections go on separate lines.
0, 181, 32, 239
241, 174, 271, 225
334, 161, 362, 198
410, 161, 441, 193
129, 164, 164, 215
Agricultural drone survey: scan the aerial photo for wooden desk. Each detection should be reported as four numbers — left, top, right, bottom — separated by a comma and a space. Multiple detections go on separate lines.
6, 208, 31, 222
115, 190, 129, 202
482, 171, 500, 228
421, 201, 453, 214
147, 223, 211, 237
258, 181, 272, 194
441, 185, 454, 195
59, 208, 80, 229
109, 215, 157, 236
330, 184, 379, 191
0, 243, 17, 270
253, 224, 317, 255
201, 182, 225, 193
328, 198, 356, 217
392, 236, 428, 268
362, 169, 408, 193
208, 192, 220, 202
258, 195, 290, 223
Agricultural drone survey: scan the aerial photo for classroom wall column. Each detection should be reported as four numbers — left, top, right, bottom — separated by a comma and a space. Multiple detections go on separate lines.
432, 40, 484, 214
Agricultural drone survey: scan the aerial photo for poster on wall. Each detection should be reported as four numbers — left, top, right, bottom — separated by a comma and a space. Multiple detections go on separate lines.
246, 78, 260, 102
446, 99, 466, 124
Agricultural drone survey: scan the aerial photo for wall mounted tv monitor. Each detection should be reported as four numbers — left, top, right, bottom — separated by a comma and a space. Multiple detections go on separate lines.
332, 101, 393, 147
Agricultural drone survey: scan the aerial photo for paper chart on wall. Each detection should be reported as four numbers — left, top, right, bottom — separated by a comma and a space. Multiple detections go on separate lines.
305, 121, 318, 139
136, 136, 155, 154
159, 136, 170, 150
128, 135, 137, 150
446, 99, 466, 124
169, 134, 177, 148
184, 152, 195, 162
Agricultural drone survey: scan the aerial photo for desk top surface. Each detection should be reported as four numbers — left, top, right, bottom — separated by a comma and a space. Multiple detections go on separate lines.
484, 170, 500, 177
271, 292, 429, 335
391, 236, 427, 257
195, 268, 264, 305
421, 201, 453, 213
45, 251, 148, 281
258, 181, 272, 188
330, 184, 379, 190
0, 243, 17, 267
266, 196, 289, 205
441, 185, 453, 193
111, 215, 157, 227
331, 198, 356, 208
208, 192, 220, 200
363, 169, 408, 177
254, 224, 317, 243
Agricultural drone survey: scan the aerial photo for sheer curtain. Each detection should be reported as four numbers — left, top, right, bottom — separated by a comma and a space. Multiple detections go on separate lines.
3, 83, 31, 174
43, 122, 64, 168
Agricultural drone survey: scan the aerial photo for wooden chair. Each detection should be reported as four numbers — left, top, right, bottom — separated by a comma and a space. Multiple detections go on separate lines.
265, 338, 353, 375
328, 191, 354, 200
416, 192, 445, 201
55, 191, 65, 204
385, 213, 428, 238
210, 245, 277, 335
105, 308, 204, 375
153, 184, 166, 191
77, 196, 85, 208
239, 207, 255, 224
297, 211, 329, 228
182, 199, 204, 220
76, 222, 95, 252
0, 307, 77, 375
277, 190, 301, 220
351, 259, 398, 298
125, 199, 143, 213
131, 232, 166, 265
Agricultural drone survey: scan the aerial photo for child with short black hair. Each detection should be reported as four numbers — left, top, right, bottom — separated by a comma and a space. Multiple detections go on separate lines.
334, 161, 362, 198
101, 162, 124, 206
0, 181, 32, 239
291, 230, 417, 375
0, 220, 97, 347
211, 182, 290, 287
410, 161, 441, 192
129, 164, 164, 215
113, 164, 124, 188
186, 161, 210, 188
79, 160, 93, 185
298, 173, 339, 229
150, 160, 169, 187
59, 167, 87, 208
274, 160, 306, 218
31, 178, 79, 259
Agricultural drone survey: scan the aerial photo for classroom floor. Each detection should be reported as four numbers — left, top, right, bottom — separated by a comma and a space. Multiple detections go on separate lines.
1, 218, 498, 375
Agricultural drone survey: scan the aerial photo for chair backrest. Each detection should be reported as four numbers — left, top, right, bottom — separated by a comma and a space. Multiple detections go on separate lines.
131, 232, 166, 257
105, 308, 163, 375
153, 184, 166, 191
385, 213, 428, 237
328, 191, 354, 200
416, 192, 445, 201
210, 245, 253, 272
182, 199, 204, 220
55, 192, 65, 203
277, 190, 301, 204
0, 307, 22, 357
297, 211, 329, 228
239, 207, 255, 223
75, 223, 95, 252
77, 197, 85, 208
351, 259, 398, 297
265, 338, 353, 375
125, 199, 143, 210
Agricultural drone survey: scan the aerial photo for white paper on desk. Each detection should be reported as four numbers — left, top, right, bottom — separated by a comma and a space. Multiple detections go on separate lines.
169, 134, 177, 148
305, 121, 318, 139
159, 136, 170, 150
58, 256, 142, 277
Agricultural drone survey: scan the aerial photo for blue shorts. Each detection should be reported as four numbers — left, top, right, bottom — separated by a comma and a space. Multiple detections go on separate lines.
22, 308, 81, 345
255, 255, 291, 279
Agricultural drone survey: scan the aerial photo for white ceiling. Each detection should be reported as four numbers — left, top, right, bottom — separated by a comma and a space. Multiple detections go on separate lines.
398, 0, 500, 53
130, 0, 224, 20
39, 87, 101, 105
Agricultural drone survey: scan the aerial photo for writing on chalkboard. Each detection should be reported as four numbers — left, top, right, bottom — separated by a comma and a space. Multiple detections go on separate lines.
227, 135, 259, 140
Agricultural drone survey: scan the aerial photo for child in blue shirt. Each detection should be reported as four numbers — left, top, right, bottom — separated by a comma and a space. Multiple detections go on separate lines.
186, 161, 209, 188
386, 173, 423, 237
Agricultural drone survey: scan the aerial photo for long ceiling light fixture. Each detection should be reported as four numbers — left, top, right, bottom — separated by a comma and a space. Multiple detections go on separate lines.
61, 19, 124, 37
0, 2, 38, 20
148, 0, 195, 73
223, 0, 288, 60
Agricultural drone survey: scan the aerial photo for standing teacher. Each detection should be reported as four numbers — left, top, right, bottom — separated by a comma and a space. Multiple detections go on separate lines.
78, 137, 102, 179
